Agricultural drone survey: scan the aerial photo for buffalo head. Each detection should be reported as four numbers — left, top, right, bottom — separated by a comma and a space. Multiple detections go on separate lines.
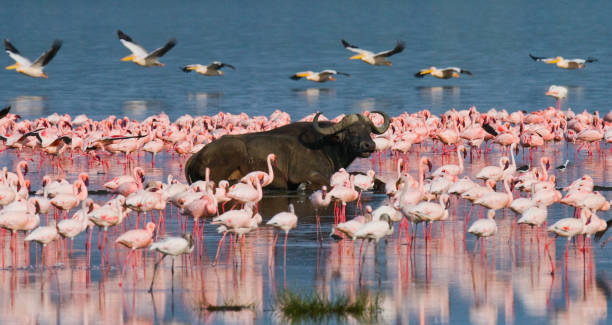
313, 111, 390, 158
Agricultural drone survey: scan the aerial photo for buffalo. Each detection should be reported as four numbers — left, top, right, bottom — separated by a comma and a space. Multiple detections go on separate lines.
185, 111, 390, 190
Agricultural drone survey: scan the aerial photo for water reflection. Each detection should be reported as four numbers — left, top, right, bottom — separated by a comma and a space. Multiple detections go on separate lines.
188, 92, 224, 113
292, 88, 335, 105
122, 100, 167, 120
0, 141, 610, 324
417, 86, 462, 107
11, 96, 47, 115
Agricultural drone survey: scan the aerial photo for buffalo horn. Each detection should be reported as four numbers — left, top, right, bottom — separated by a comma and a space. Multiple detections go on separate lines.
313, 112, 358, 135
369, 111, 390, 134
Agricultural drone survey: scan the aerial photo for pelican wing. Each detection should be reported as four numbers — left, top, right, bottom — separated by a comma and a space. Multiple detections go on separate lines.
445, 67, 472, 75
32, 40, 62, 68
341, 39, 369, 55
4, 39, 32, 66
319, 70, 337, 76
208, 61, 235, 70
375, 41, 405, 58
146, 38, 176, 59
117, 30, 148, 58
586, 57, 598, 63
529, 53, 550, 61
0, 106, 10, 119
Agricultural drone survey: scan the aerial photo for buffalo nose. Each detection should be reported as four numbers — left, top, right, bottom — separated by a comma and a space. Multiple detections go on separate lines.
360, 141, 375, 152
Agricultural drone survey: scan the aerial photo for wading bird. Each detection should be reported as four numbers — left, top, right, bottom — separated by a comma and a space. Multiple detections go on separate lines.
148, 233, 194, 292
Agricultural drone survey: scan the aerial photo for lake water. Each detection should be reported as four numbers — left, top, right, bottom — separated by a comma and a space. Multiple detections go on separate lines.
2, 1, 612, 122
1, 1, 612, 324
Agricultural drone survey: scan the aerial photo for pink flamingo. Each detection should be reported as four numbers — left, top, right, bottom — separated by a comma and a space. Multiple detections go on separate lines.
240, 153, 277, 187
309, 185, 332, 240
50, 179, 88, 219
545, 208, 589, 273
227, 175, 263, 207
432, 145, 467, 177
328, 175, 359, 223
115, 222, 156, 286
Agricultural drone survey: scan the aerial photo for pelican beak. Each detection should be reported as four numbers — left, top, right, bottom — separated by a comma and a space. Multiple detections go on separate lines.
349, 54, 363, 60
545, 58, 560, 64
5, 64, 18, 70
296, 72, 310, 77
452, 72, 460, 78
121, 54, 135, 61
41, 73, 48, 79
329, 76, 335, 81
385, 61, 392, 66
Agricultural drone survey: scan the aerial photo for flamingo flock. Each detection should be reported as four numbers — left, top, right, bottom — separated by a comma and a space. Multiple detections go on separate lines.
0, 104, 610, 291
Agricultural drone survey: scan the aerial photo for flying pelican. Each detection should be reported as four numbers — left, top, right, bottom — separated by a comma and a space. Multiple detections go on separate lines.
290, 70, 350, 83
415, 66, 472, 79
181, 61, 235, 76
341, 39, 404, 66
529, 53, 597, 69
4, 39, 62, 78
117, 30, 176, 67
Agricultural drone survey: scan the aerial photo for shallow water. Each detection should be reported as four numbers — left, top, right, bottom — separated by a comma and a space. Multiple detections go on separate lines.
0, 140, 611, 324
2, 1, 612, 121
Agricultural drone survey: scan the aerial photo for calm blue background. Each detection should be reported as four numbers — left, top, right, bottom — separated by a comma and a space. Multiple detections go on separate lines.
1, 0, 610, 122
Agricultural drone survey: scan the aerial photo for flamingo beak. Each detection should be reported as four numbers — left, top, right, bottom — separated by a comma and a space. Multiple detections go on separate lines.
546, 160, 550, 170
462, 148, 467, 159
427, 160, 432, 172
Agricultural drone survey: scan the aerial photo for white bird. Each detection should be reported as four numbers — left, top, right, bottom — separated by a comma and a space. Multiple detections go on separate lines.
181, 61, 235, 76
546, 85, 568, 109
517, 205, 548, 227
267, 204, 298, 250
290, 70, 350, 83
415, 66, 473, 79
341, 39, 404, 66
530, 53, 597, 69
468, 210, 497, 238
117, 30, 176, 67
4, 39, 62, 78
148, 233, 194, 292
25, 221, 59, 248
353, 214, 394, 243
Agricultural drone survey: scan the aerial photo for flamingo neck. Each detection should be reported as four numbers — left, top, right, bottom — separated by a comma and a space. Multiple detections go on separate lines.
267, 156, 274, 181
540, 160, 548, 181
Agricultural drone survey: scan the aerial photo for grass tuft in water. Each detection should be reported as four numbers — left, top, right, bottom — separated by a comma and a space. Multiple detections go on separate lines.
201, 300, 255, 312
277, 290, 381, 323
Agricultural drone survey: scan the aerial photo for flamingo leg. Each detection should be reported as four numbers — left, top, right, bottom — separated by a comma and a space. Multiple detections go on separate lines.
148, 254, 166, 293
